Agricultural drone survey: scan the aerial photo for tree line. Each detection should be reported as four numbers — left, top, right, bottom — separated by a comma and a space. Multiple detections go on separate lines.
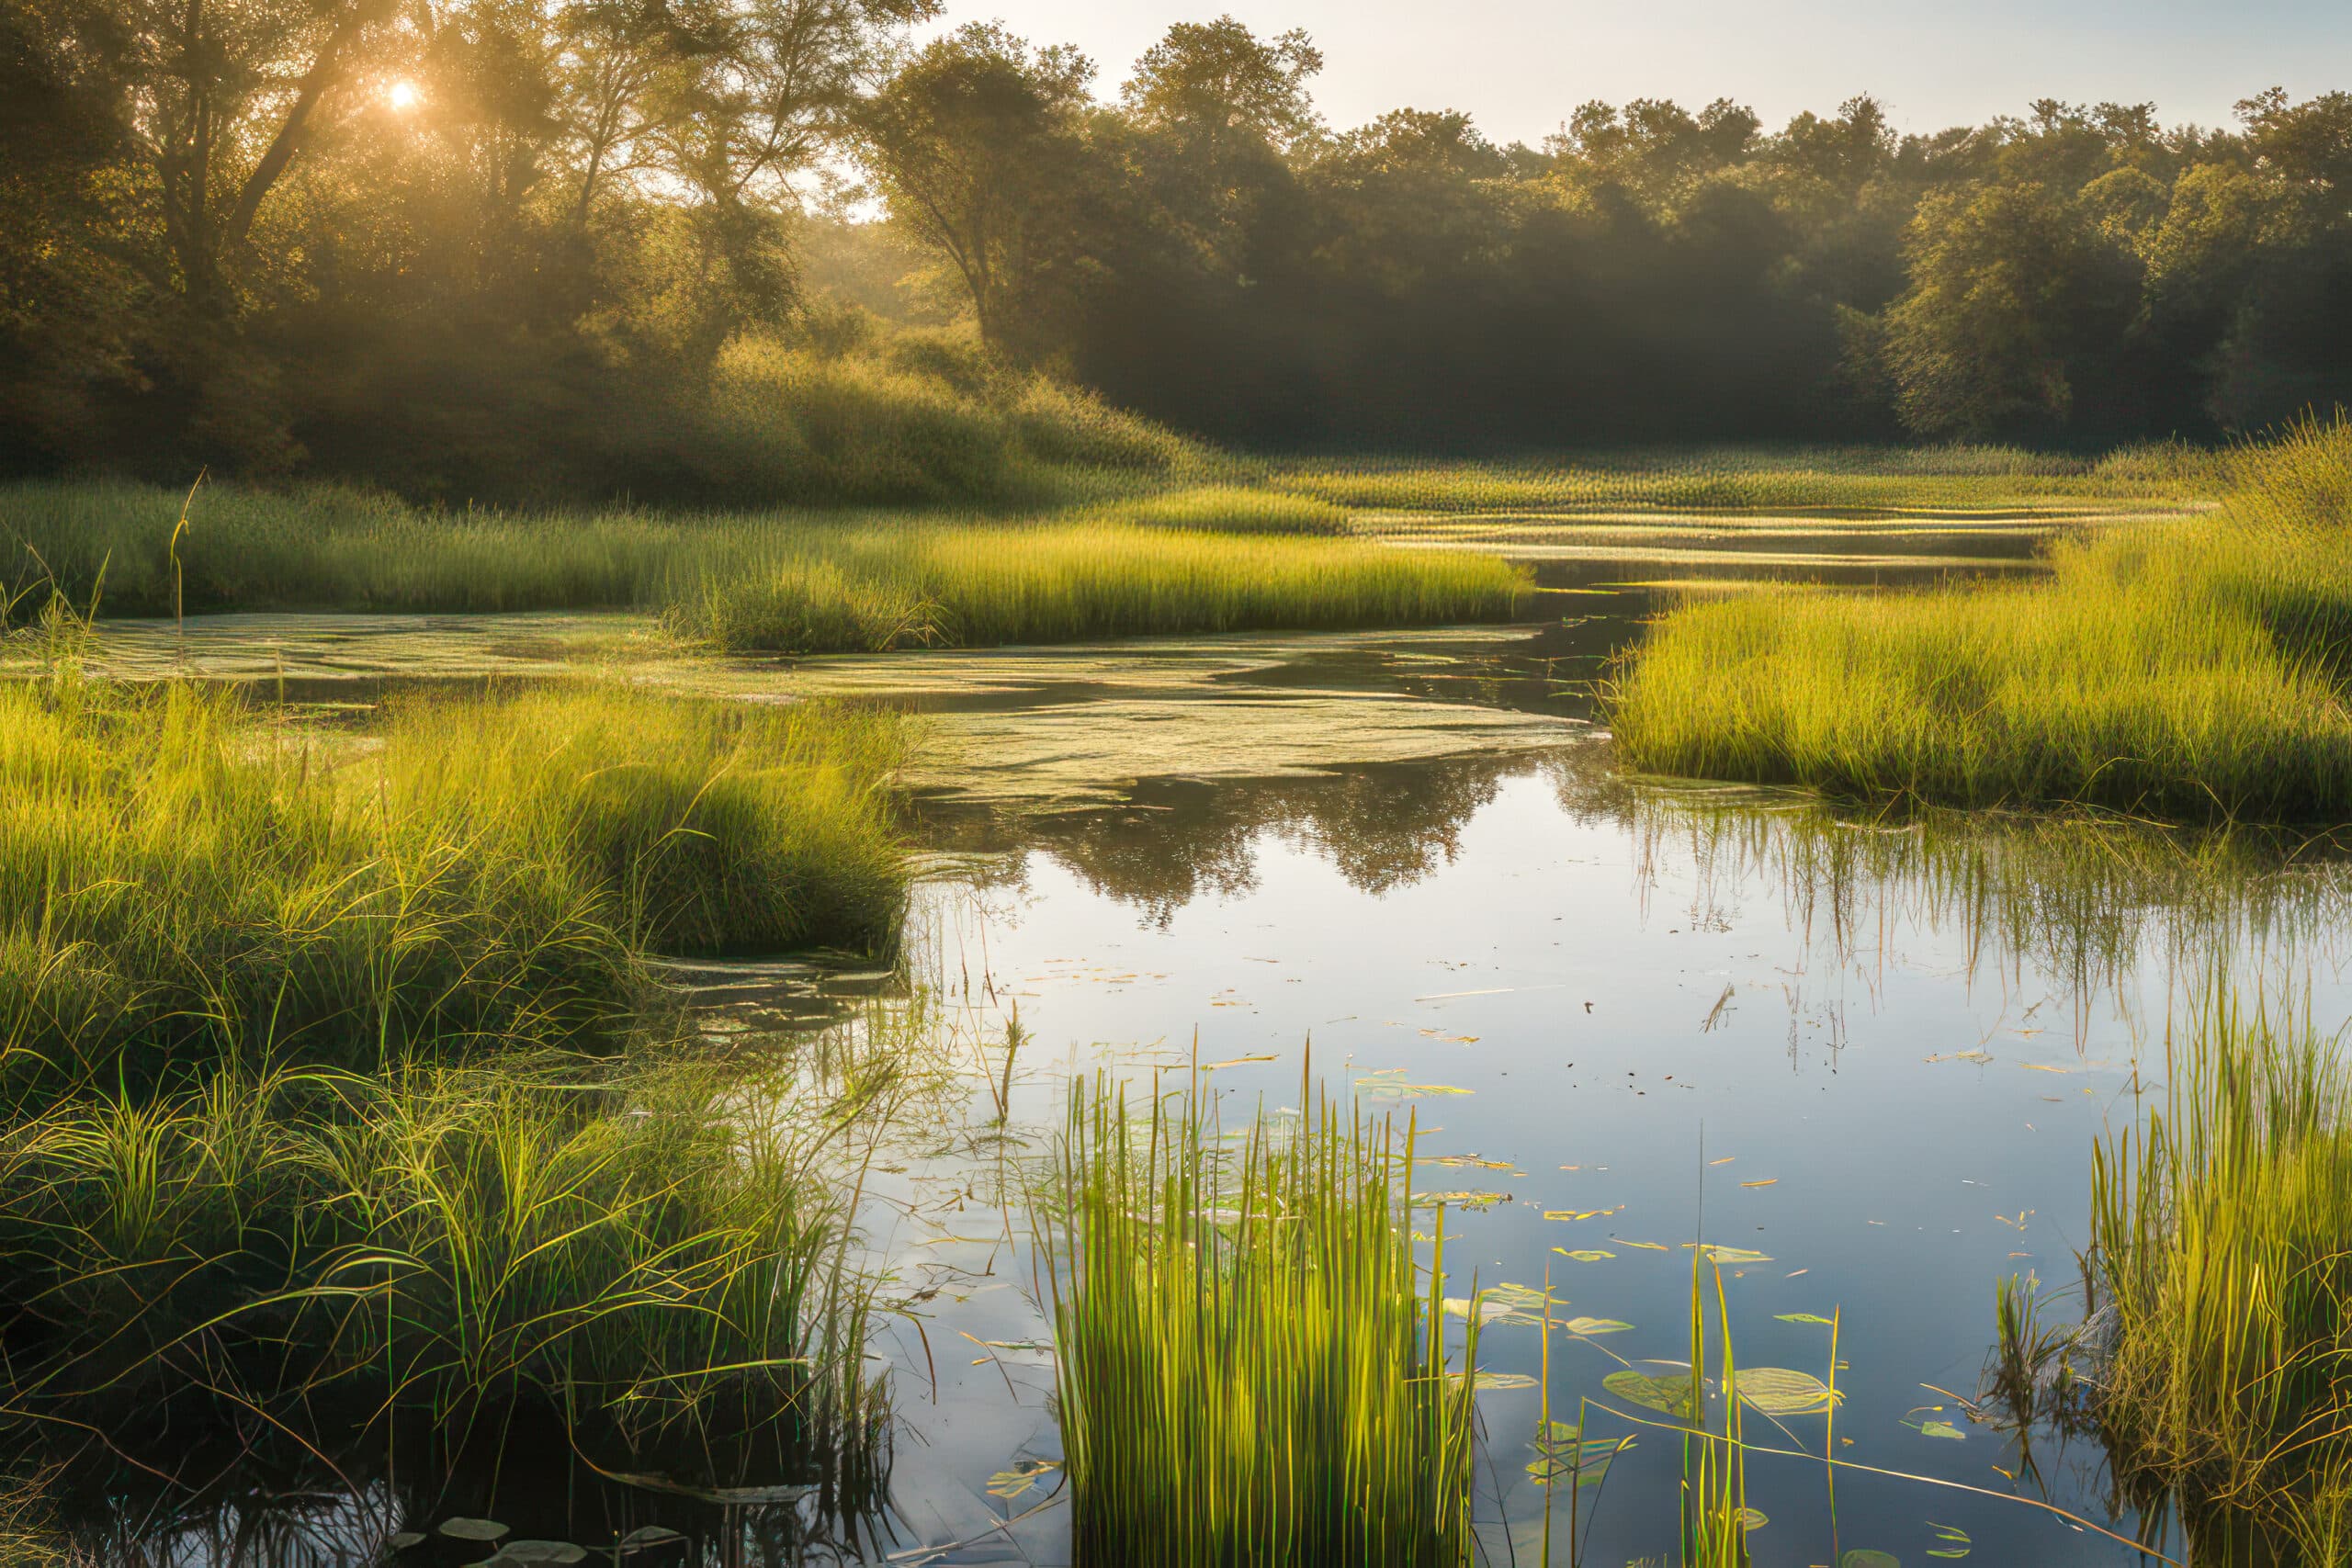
6, 0, 2349, 491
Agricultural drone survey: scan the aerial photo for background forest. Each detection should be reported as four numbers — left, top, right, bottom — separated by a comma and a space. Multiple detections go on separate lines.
6, 0, 2350, 502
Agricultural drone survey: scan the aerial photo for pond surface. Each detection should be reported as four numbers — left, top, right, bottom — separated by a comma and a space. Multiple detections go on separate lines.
54, 517, 2335, 1566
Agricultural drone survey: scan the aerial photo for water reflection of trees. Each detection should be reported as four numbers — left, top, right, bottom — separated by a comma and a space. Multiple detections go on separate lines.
973, 754, 1523, 924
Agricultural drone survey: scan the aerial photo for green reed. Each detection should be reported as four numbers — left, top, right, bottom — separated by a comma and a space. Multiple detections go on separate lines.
1044, 1072, 1480, 1567
1611, 417, 2352, 818
2079, 984, 2352, 1550
0, 673, 908, 1101
673, 518, 1530, 653
0, 1040, 899, 1463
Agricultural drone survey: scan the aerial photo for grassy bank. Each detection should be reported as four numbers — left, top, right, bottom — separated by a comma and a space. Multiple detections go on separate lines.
0, 479, 1519, 650
1272, 443, 2218, 516
1611, 419, 2352, 818
1044, 1075, 1479, 1566
0, 675, 906, 1099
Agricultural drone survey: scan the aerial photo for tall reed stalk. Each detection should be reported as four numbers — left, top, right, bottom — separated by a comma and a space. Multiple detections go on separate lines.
1044, 1071, 1480, 1566
2084, 984, 2352, 1546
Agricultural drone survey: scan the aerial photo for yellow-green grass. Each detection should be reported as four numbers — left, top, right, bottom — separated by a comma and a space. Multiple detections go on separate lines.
1044, 1074, 1480, 1567
0, 676, 907, 1100
0, 480, 1509, 649
2076, 986, 2352, 1556
1269, 442, 2220, 515
1611, 420, 2352, 818
0, 1048, 888, 1452
670, 520, 1530, 653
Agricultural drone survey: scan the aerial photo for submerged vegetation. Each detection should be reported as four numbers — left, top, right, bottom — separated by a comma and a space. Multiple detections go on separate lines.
1612, 418, 2352, 818
1046, 1074, 1480, 1566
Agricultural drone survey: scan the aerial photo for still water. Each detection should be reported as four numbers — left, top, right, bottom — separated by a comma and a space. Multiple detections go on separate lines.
51, 527, 2335, 1565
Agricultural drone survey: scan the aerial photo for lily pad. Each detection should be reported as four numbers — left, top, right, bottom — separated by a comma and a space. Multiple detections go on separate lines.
389, 1533, 426, 1551
1602, 1365, 1700, 1419
1559, 1316, 1633, 1337
1841, 1552, 1900, 1568
1528, 1425, 1633, 1485
489, 1544, 585, 1566
1733, 1367, 1840, 1416
439, 1520, 510, 1544
1917, 1419, 1966, 1440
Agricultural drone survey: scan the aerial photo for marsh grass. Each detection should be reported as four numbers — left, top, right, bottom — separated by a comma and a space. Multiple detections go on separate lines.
0, 479, 1520, 651
0, 1043, 895, 1473
0, 672, 907, 1100
1611, 419, 2352, 818
1272, 443, 2217, 516
2076, 986, 2352, 1551
1044, 1072, 1480, 1567
673, 520, 1531, 654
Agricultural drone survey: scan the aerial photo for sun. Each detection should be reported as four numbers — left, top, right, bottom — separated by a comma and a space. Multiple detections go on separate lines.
385, 79, 421, 111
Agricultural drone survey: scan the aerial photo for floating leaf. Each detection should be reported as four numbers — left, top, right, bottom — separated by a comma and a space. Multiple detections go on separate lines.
1738, 1179, 1779, 1189
1420, 1154, 1518, 1170
1602, 1366, 1700, 1419
1356, 1070, 1473, 1099
1559, 1316, 1633, 1337
986, 1459, 1059, 1500
1774, 1313, 1837, 1326
489, 1544, 586, 1566
1199, 1054, 1280, 1071
1926, 1521, 1972, 1559
1913, 1419, 1966, 1440
1733, 1367, 1839, 1416
1737, 1507, 1768, 1530
1414, 1190, 1508, 1210
1544, 1207, 1622, 1222
1841, 1552, 1901, 1568
1470, 1371, 1539, 1392
1618, 1239, 1670, 1251
1554, 1247, 1615, 1262
1687, 1244, 1772, 1264
1529, 1425, 1634, 1485
439, 1521, 509, 1544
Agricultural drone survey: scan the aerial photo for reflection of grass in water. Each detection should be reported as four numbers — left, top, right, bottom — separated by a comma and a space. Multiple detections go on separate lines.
1270, 443, 2219, 516
0, 1039, 903, 1495
1611, 419, 2352, 818
1045, 1073, 1480, 1565
1580, 751, 2352, 1013
0, 675, 909, 1100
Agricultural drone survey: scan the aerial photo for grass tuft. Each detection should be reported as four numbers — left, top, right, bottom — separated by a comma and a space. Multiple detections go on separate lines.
1611, 418, 2352, 818
1044, 1072, 1480, 1566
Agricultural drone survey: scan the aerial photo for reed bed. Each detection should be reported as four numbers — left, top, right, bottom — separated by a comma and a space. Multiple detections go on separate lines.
1611, 418, 2352, 818
1271, 443, 2217, 516
1044, 1074, 1480, 1567
0, 674, 907, 1100
0, 1046, 892, 1467
0, 479, 1515, 649
2079, 987, 2352, 1551
672, 520, 1530, 653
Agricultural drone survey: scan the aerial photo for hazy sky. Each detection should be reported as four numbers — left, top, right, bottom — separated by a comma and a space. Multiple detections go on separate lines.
926, 1, 2352, 144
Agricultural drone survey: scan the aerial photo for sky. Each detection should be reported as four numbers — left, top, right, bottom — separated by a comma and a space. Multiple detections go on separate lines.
924, 0, 2352, 145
